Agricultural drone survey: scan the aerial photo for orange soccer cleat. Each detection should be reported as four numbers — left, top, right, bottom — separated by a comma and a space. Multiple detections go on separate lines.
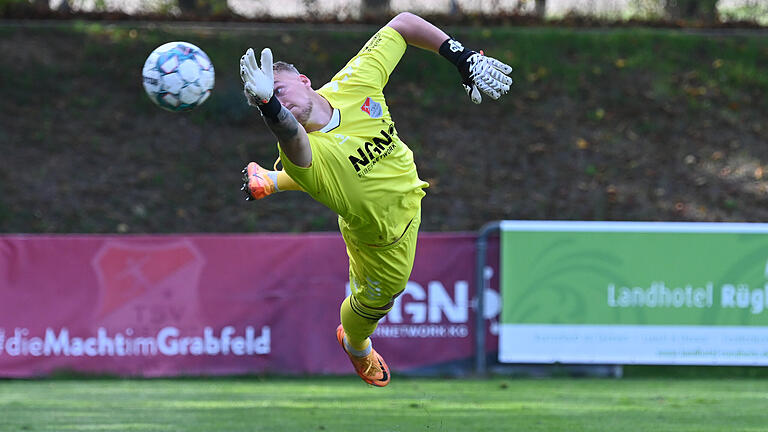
241, 162, 276, 200
336, 324, 390, 387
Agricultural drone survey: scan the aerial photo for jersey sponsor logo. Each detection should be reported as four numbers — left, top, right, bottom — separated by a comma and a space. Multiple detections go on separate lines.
347, 123, 396, 175
360, 97, 383, 118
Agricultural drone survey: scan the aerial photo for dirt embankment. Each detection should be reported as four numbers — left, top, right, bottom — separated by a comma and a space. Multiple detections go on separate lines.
1, 23, 767, 233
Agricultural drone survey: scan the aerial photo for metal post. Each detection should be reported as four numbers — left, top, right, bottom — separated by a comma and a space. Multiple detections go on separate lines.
474, 221, 501, 375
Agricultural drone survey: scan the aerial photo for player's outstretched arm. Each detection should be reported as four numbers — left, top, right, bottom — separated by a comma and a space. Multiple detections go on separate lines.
387, 12, 513, 104
240, 47, 312, 168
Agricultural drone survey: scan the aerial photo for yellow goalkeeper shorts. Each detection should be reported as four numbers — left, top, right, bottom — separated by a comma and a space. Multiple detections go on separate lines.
340, 208, 421, 309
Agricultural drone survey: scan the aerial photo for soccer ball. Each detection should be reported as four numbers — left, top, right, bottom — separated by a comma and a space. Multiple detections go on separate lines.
142, 41, 215, 112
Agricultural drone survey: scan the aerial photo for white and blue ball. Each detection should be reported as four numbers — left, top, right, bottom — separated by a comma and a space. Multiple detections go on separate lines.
142, 41, 215, 112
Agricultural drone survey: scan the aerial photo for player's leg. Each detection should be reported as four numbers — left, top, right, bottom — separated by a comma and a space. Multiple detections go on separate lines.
337, 295, 397, 387
337, 211, 421, 386
339, 294, 386, 352
242, 162, 302, 200
336, 294, 394, 387
338, 288, 404, 348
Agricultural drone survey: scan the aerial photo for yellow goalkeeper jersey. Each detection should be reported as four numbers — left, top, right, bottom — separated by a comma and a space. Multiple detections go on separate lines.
279, 26, 429, 246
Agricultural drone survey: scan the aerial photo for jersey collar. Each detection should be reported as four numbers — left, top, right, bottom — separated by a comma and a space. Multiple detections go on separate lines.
317, 108, 341, 133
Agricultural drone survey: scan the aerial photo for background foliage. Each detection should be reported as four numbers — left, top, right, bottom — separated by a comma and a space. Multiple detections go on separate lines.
2, 0, 768, 25
0, 22, 766, 233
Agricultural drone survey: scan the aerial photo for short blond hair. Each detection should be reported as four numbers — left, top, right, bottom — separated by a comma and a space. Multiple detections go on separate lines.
273, 61, 300, 75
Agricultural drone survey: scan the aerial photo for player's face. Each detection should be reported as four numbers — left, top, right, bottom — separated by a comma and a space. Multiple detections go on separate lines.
273, 71, 313, 126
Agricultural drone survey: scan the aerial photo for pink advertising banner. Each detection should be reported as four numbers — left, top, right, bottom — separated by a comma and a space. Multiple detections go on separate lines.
0, 233, 499, 377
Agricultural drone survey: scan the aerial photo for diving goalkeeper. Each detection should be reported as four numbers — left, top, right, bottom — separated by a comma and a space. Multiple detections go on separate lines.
239, 12, 512, 387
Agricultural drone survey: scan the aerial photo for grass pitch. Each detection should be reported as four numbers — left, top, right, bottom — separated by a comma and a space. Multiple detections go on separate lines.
1, 376, 767, 432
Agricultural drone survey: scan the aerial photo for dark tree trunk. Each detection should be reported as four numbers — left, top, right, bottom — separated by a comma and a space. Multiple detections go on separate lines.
177, 0, 231, 17
665, 0, 718, 23
31, 0, 49, 11
360, 0, 390, 20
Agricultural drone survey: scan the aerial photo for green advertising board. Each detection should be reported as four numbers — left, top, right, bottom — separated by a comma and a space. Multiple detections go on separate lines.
499, 221, 768, 365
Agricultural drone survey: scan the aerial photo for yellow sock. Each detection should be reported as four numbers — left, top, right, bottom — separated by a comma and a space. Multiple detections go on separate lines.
269, 157, 301, 192
276, 171, 301, 191
340, 295, 389, 353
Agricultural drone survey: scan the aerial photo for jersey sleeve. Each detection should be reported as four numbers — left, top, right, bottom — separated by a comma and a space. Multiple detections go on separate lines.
328, 26, 407, 93
278, 139, 321, 194
278, 135, 349, 216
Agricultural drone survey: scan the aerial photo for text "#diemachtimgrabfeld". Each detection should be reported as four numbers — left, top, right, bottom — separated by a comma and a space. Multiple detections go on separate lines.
0, 326, 271, 357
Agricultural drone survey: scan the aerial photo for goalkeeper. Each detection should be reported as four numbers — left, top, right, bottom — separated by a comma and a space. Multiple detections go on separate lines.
239, 12, 512, 387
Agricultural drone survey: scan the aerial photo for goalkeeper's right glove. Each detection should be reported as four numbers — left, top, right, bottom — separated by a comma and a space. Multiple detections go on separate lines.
240, 47, 281, 120
439, 38, 513, 104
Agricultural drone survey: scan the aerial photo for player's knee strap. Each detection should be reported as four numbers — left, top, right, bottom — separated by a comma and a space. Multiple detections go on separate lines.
341, 295, 389, 349
348, 295, 389, 321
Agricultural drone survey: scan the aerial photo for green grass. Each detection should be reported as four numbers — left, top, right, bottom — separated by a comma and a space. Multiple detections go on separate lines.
1, 376, 768, 431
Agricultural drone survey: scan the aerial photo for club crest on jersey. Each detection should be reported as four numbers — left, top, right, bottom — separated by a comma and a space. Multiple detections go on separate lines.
361, 97, 383, 119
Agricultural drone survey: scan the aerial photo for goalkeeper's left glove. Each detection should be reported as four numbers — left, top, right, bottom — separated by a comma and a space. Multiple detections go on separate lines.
439, 37, 513, 104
